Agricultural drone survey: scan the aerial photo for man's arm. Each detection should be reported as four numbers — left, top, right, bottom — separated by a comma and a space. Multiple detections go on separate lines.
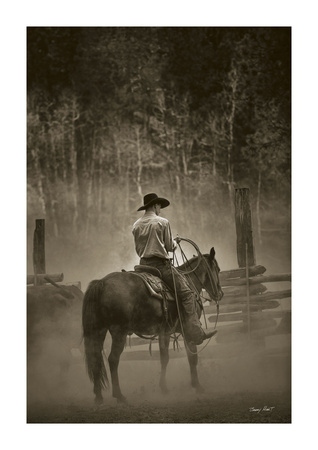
163, 222, 177, 252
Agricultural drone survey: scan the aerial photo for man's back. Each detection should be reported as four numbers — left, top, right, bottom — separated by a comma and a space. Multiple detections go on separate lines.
132, 211, 175, 259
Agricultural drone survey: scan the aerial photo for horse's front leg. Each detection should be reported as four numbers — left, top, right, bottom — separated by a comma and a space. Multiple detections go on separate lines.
185, 342, 204, 394
158, 332, 170, 394
109, 329, 128, 404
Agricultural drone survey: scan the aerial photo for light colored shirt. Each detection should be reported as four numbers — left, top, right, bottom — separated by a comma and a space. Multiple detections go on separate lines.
132, 211, 177, 259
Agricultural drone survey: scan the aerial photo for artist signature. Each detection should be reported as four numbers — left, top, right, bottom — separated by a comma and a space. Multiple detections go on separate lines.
249, 406, 275, 413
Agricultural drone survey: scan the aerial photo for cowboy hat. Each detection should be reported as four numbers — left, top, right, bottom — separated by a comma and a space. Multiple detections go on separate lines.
137, 193, 170, 211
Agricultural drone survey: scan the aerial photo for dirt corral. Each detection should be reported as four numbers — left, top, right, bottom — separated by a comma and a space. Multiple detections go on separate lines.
27, 333, 291, 423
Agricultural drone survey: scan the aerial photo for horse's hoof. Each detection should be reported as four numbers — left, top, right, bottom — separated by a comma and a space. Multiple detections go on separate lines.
117, 395, 128, 405
195, 384, 205, 394
160, 385, 169, 395
94, 395, 103, 405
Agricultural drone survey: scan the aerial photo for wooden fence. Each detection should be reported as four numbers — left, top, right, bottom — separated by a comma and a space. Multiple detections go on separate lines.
203, 266, 291, 344
27, 188, 291, 352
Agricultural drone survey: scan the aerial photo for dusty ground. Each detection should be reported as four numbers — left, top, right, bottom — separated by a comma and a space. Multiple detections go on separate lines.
27, 336, 291, 424
27, 391, 290, 424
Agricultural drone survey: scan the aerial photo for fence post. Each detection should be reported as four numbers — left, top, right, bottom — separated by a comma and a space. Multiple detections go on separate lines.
33, 219, 46, 285
245, 243, 251, 339
234, 188, 256, 268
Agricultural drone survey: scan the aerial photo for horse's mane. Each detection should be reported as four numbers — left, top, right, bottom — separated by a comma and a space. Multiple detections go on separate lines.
177, 253, 209, 271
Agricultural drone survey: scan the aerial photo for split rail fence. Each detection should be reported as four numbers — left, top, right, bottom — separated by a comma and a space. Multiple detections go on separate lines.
27, 188, 291, 352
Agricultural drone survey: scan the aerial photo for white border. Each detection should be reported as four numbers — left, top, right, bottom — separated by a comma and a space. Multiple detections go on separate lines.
2, 1, 317, 448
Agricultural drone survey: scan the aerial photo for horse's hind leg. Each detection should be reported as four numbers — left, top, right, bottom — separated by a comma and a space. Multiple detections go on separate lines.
159, 332, 170, 394
185, 342, 204, 394
91, 329, 108, 405
109, 329, 127, 404
83, 327, 108, 405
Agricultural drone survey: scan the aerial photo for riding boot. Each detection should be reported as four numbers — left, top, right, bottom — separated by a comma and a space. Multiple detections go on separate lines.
180, 293, 217, 345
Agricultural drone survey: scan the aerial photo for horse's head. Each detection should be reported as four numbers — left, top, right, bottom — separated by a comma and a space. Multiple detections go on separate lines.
202, 247, 224, 302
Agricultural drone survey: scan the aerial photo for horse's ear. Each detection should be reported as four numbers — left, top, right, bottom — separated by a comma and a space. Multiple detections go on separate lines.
210, 247, 215, 260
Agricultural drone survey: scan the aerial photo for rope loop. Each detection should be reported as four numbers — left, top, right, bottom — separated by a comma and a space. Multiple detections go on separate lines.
173, 237, 202, 274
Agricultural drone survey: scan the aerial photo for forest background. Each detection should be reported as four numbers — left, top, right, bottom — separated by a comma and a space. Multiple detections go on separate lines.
27, 27, 291, 289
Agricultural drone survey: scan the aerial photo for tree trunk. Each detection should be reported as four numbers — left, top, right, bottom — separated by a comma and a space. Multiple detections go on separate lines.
97, 145, 104, 228
49, 128, 58, 185
70, 99, 80, 235
124, 157, 131, 222
227, 65, 237, 208
45, 126, 59, 237
85, 128, 96, 240
208, 113, 218, 176
135, 125, 143, 200
31, 147, 46, 215
114, 133, 122, 178
256, 169, 262, 245
181, 143, 189, 176
61, 121, 67, 182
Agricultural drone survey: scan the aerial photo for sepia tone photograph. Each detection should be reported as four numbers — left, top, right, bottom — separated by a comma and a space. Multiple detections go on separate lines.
25, 25, 292, 425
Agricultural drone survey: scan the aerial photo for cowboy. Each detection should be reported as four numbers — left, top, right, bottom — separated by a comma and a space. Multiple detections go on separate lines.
132, 193, 217, 345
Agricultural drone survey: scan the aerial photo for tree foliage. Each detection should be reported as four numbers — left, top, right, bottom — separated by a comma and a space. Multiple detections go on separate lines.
27, 27, 291, 261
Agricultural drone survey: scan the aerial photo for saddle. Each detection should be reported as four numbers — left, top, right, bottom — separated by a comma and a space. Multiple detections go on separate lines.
123, 265, 175, 302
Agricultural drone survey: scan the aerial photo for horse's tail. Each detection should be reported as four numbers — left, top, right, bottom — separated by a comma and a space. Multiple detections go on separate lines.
82, 279, 109, 390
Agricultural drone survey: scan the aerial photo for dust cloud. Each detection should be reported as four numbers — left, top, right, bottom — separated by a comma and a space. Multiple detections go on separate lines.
27, 288, 291, 420
26, 209, 291, 421
27, 192, 291, 291
27, 330, 291, 421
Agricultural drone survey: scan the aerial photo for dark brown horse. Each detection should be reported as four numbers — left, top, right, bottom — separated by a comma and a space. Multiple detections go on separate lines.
82, 247, 223, 404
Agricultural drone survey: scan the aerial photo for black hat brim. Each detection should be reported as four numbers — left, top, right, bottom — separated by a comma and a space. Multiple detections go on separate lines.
137, 197, 170, 211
